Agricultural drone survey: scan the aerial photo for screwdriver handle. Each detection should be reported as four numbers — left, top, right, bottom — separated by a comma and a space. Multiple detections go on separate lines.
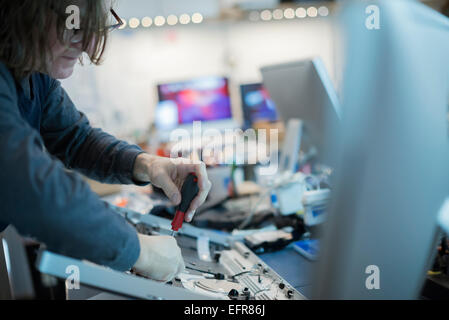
171, 211, 186, 233
171, 173, 199, 232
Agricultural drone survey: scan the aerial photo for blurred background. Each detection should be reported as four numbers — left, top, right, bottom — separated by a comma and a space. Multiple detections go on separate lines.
62, 0, 448, 146
62, 0, 447, 143
62, 0, 340, 141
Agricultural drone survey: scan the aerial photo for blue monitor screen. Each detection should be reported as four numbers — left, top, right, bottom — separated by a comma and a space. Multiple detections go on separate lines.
240, 83, 278, 129
156, 77, 233, 130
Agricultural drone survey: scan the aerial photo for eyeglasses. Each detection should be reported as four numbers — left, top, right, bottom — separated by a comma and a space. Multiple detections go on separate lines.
107, 9, 124, 32
64, 8, 124, 44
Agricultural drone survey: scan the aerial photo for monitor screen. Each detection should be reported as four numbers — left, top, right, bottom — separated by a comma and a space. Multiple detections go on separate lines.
156, 77, 232, 130
240, 83, 278, 129
261, 58, 341, 165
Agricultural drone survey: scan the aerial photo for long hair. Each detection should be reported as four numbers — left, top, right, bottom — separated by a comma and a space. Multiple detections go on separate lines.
443, 0, 449, 17
0, 0, 110, 80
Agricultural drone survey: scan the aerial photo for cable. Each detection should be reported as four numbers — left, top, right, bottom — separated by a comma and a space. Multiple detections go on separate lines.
238, 188, 274, 230
253, 277, 277, 298
185, 266, 229, 280
253, 287, 271, 297
186, 266, 259, 281
185, 265, 216, 276
231, 271, 253, 279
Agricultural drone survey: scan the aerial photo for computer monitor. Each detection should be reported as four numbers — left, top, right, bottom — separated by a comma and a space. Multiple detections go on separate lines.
155, 76, 237, 138
240, 83, 278, 129
311, 0, 449, 299
261, 57, 341, 165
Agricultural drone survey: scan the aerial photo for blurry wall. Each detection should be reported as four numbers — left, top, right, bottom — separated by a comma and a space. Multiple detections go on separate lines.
113, 0, 221, 19
61, 16, 337, 141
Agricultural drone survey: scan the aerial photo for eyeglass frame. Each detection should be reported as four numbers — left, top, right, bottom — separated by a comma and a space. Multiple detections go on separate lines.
107, 9, 124, 32
64, 8, 124, 44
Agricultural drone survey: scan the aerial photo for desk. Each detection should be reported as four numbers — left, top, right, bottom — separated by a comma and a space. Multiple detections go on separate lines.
259, 247, 314, 298
102, 189, 311, 298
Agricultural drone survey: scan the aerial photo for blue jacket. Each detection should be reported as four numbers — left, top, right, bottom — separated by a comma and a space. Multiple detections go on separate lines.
0, 62, 144, 271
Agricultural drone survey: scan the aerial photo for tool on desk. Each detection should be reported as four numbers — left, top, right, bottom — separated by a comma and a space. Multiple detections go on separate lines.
171, 173, 199, 236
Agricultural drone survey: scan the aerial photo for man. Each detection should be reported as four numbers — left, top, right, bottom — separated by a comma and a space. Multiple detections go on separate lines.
0, 0, 211, 282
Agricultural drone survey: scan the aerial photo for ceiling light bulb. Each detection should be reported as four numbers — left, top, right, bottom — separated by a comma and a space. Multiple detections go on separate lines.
284, 8, 295, 19
260, 10, 272, 21
129, 17, 140, 29
179, 14, 191, 24
307, 7, 318, 18
167, 15, 178, 26
296, 8, 307, 18
273, 9, 283, 20
318, 6, 329, 17
154, 16, 166, 27
192, 13, 203, 24
141, 17, 152, 27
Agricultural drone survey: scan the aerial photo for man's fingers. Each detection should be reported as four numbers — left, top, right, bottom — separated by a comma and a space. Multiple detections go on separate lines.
185, 163, 211, 221
164, 159, 211, 222
186, 210, 196, 223
186, 194, 206, 220
186, 179, 211, 221
153, 171, 181, 205
177, 161, 208, 190
194, 162, 209, 191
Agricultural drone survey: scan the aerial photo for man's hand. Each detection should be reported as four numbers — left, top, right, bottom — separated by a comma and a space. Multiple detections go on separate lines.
133, 154, 212, 222
133, 234, 185, 282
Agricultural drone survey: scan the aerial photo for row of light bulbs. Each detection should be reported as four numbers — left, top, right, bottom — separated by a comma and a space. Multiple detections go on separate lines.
120, 13, 204, 29
252, 6, 329, 21
120, 6, 329, 30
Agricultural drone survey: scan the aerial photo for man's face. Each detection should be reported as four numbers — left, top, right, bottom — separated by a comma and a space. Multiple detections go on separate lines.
47, 28, 84, 79
47, 0, 86, 79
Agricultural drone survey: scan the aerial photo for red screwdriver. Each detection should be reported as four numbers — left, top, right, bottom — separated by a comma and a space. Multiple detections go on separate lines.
171, 173, 199, 236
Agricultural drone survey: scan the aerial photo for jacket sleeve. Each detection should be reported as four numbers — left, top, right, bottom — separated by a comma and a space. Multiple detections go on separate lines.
39, 75, 146, 185
0, 68, 140, 271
